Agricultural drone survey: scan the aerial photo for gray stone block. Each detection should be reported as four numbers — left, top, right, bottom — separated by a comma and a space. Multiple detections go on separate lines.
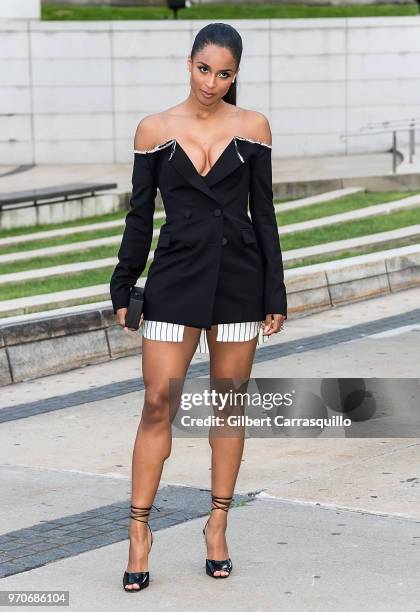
0, 348, 12, 386
1, 310, 104, 346
0, 540, 36, 553
273, 178, 342, 201
24, 542, 60, 553
329, 275, 390, 304
286, 269, 328, 292
43, 534, 88, 545
10, 548, 70, 571
288, 286, 331, 316
8, 330, 110, 382
58, 540, 103, 555
385, 250, 420, 274
107, 324, 142, 358
0, 562, 23, 579
326, 260, 387, 284
10, 546, 39, 560
388, 266, 420, 292
100, 306, 116, 327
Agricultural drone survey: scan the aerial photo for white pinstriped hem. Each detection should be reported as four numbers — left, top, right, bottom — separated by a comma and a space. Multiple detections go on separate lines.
141, 320, 270, 353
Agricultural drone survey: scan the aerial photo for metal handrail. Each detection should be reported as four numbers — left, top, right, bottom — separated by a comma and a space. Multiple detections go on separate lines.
362, 117, 420, 129
340, 120, 418, 173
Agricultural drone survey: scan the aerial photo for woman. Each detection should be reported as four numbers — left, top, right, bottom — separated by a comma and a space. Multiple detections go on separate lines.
110, 22, 287, 592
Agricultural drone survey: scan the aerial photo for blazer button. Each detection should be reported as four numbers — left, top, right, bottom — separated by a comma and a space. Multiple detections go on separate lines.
222, 237, 228, 246
214, 208, 222, 217
184, 211, 192, 218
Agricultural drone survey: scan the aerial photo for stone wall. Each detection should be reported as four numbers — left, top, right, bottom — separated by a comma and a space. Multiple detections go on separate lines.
1, 17, 420, 163
0, 0, 40, 19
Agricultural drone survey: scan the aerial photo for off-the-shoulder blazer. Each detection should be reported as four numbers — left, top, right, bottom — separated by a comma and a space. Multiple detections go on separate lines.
109, 135, 287, 330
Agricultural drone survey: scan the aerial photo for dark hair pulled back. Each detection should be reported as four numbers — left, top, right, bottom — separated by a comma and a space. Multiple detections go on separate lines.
190, 22, 243, 106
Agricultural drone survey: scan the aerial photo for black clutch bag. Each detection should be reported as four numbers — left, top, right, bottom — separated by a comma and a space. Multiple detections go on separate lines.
125, 286, 144, 330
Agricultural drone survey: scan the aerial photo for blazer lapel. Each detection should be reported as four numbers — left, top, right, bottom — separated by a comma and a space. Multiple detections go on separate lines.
169, 142, 221, 205
204, 138, 245, 189
168, 139, 246, 206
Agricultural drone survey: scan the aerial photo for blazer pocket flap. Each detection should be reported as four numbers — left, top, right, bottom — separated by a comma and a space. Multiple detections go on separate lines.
157, 232, 171, 248
241, 228, 257, 244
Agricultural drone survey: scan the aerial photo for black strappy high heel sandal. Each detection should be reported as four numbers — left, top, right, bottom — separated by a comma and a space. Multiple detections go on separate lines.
123, 503, 160, 593
202, 494, 233, 578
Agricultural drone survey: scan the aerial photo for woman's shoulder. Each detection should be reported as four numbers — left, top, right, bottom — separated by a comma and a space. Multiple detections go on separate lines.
133, 107, 272, 151
134, 113, 169, 152
235, 108, 272, 147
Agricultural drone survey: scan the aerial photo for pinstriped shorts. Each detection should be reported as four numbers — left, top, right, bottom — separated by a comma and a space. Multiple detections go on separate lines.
141, 320, 270, 353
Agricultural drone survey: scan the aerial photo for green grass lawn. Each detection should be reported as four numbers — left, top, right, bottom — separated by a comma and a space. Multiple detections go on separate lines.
42, 3, 419, 20
0, 191, 419, 276
279, 206, 420, 250
1, 191, 418, 255
5, 233, 417, 304
0, 192, 301, 242
274, 191, 420, 226
1, 206, 419, 301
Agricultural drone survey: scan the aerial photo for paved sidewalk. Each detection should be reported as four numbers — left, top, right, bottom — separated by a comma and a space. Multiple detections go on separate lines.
2, 496, 419, 612
0, 287, 419, 609
0, 151, 397, 195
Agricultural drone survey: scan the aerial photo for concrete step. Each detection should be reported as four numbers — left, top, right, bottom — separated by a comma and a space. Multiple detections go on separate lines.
0, 217, 137, 248
2, 225, 420, 286
0, 283, 122, 317
1, 243, 419, 384
0, 192, 415, 264
0, 257, 118, 285
0, 243, 419, 320
0, 235, 123, 264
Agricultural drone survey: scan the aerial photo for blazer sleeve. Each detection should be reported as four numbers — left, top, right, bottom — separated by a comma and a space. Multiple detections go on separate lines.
109, 153, 157, 314
249, 145, 287, 319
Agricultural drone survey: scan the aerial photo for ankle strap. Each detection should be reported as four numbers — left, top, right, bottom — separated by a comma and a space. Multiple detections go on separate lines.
130, 503, 160, 523
210, 494, 233, 513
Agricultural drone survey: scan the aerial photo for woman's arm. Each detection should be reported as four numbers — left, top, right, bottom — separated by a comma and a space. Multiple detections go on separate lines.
248, 114, 287, 319
109, 118, 158, 314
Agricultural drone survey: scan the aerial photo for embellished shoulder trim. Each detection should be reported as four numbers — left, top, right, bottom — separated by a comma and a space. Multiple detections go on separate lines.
133, 135, 272, 155
134, 138, 175, 154
234, 135, 272, 149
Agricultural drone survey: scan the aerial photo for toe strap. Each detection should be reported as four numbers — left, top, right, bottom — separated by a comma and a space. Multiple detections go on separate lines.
123, 571, 149, 586
206, 558, 233, 573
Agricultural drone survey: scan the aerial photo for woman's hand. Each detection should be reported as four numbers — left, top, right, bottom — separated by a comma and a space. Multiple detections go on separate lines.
116, 307, 144, 332
262, 313, 286, 336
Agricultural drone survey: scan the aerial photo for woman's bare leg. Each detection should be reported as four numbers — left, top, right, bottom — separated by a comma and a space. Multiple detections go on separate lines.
204, 325, 259, 576
125, 326, 201, 590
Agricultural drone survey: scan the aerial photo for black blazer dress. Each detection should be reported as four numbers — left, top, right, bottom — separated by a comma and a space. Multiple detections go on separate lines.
109, 135, 287, 350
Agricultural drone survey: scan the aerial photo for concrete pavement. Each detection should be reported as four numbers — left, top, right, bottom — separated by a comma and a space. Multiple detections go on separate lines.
1, 286, 419, 610
0, 152, 395, 195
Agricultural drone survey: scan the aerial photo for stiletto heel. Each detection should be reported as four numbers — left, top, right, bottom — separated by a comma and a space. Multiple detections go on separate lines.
202, 494, 233, 578
123, 503, 160, 593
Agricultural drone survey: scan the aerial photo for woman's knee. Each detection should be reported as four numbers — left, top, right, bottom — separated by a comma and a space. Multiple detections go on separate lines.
142, 388, 170, 427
